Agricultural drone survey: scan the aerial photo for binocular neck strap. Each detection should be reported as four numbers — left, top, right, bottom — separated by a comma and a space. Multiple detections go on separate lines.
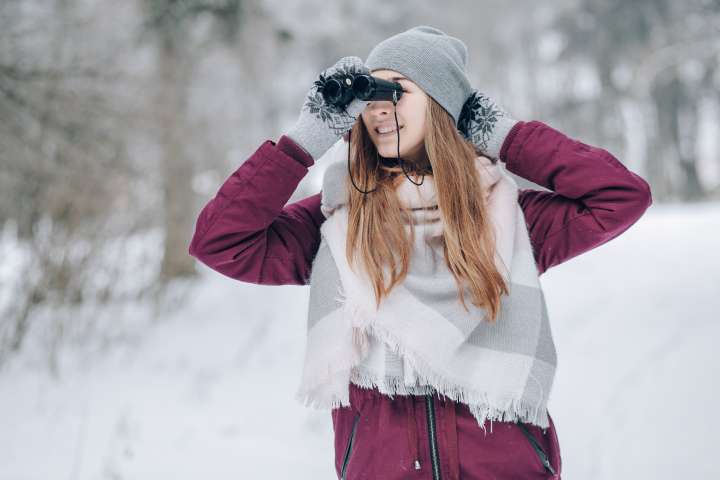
347, 131, 377, 194
347, 94, 424, 195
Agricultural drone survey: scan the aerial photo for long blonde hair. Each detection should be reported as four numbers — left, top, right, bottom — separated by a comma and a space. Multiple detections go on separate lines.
345, 97, 509, 322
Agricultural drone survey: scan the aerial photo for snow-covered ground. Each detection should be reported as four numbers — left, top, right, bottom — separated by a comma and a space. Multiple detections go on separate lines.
1, 201, 718, 480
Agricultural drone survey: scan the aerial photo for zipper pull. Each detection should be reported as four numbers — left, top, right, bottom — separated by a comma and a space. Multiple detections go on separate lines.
543, 457, 557, 477
537, 447, 557, 476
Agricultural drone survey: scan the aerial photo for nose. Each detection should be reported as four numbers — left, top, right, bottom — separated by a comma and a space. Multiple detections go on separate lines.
370, 100, 393, 117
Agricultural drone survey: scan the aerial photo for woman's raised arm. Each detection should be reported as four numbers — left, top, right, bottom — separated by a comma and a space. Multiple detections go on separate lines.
500, 120, 652, 274
189, 137, 324, 285
190, 57, 371, 285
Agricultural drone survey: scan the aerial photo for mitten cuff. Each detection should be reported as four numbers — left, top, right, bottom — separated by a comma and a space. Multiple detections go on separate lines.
485, 116, 519, 159
286, 123, 322, 161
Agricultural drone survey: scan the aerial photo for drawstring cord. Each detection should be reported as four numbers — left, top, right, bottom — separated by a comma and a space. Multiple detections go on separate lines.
348, 90, 424, 194
406, 396, 421, 470
406, 393, 460, 479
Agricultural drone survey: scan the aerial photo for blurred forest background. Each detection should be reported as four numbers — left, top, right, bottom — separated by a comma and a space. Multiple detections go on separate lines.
2, 0, 720, 366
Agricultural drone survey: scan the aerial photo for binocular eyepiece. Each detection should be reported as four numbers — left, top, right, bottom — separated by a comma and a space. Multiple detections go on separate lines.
322, 74, 403, 107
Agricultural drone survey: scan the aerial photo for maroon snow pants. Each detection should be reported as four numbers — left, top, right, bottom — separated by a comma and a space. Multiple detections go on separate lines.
332, 384, 562, 480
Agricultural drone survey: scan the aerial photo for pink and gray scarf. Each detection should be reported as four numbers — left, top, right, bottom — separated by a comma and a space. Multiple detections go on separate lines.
297, 146, 556, 428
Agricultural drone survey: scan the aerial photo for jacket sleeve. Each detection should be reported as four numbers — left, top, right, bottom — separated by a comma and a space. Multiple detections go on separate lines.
189, 136, 325, 286
499, 120, 652, 275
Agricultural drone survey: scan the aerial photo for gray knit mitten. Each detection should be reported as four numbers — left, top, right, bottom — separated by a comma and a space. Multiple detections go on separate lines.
458, 89, 518, 158
287, 57, 371, 160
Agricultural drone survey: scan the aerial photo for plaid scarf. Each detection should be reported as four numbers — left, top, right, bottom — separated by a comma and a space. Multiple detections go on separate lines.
297, 148, 556, 428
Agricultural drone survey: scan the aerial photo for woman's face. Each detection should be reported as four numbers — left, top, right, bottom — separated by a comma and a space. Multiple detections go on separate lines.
360, 70, 429, 165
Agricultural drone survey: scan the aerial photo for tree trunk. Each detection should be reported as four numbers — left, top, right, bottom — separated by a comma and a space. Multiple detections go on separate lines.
158, 37, 196, 280
653, 73, 706, 201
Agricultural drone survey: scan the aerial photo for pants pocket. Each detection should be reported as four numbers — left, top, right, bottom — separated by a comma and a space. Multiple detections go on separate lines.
516, 421, 558, 477
340, 412, 360, 480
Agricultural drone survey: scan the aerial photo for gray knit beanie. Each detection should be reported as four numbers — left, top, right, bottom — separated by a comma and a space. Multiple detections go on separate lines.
366, 26, 473, 125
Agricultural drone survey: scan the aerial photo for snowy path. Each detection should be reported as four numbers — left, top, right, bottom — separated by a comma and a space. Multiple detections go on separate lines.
541, 202, 720, 479
0, 202, 718, 480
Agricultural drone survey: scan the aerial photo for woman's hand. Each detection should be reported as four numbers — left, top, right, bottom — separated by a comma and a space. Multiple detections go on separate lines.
458, 89, 518, 159
287, 57, 371, 160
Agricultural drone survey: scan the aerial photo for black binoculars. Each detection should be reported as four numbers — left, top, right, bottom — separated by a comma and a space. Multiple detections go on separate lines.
321, 74, 404, 107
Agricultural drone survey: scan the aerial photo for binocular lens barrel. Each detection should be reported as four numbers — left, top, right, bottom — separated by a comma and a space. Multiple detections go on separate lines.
351, 76, 374, 100
322, 79, 343, 104
352, 76, 403, 103
322, 74, 356, 106
321, 74, 403, 107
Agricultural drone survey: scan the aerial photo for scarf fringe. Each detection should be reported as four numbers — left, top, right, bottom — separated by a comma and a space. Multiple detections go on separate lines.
299, 293, 549, 428
366, 319, 548, 428
294, 349, 362, 406
351, 370, 548, 428
294, 288, 374, 407
350, 370, 435, 397
297, 393, 349, 410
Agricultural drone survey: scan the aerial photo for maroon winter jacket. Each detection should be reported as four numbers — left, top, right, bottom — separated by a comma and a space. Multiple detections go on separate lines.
189, 120, 652, 479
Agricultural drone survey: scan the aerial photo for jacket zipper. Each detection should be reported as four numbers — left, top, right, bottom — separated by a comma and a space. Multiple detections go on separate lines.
516, 421, 558, 477
424, 393, 443, 480
340, 412, 360, 480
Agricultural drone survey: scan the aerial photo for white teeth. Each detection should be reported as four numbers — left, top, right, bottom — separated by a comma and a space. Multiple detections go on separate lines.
378, 125, 398, 134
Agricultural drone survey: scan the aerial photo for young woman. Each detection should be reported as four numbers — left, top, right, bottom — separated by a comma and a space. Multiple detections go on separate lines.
190, 27, 651, 480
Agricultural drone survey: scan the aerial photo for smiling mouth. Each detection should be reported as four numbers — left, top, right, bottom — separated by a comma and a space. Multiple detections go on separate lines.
375, 125, 403, 136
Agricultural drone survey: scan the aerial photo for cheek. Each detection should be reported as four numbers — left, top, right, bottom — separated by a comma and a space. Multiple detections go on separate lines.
402, 103, 426, 144
360, 109, 380, 146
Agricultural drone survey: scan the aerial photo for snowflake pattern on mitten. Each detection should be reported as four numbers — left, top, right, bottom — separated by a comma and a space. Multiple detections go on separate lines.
303, 59, 370, 136
458, 90, 511, 149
